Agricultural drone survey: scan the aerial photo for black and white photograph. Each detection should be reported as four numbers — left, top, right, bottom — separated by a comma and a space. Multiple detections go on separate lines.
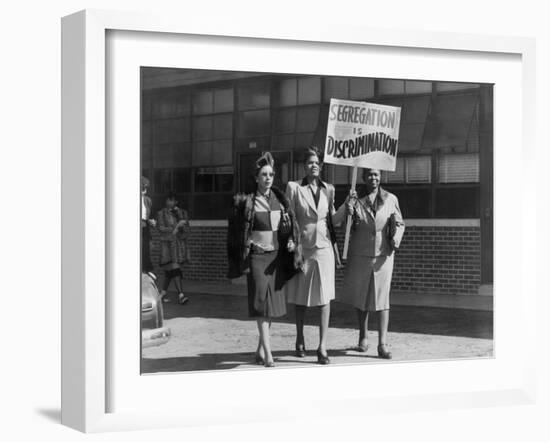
139, 68, 494, 373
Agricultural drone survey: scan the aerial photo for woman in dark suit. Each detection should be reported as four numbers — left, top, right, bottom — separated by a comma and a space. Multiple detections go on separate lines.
335, 168, 405, 359
227, 152, 301, 367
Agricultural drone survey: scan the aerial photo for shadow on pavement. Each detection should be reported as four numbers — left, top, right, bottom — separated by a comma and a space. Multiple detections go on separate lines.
141, 348, 386, 373
161, 293, 493, 339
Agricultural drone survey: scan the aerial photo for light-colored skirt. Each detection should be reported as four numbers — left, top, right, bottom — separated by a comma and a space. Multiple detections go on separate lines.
286, 246, 335, 307
339, 254, 394, 311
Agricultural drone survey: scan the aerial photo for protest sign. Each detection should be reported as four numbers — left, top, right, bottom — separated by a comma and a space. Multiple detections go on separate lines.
324, 99, 401, 259
324, 98, 401, 171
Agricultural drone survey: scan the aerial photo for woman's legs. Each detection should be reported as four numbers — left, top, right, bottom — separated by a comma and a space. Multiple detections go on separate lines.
295, 305, 306, 348
318, 303, 330, 355
378, 309, 390, 346
377, 309, 392, 359
171, 268, 189, 304
356, 308, 369, 349
256, 318, 274, 366
160, 270, 176, 301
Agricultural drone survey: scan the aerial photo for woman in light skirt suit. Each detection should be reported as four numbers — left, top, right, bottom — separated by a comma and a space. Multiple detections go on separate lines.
285, 146, 338, 364
335, 168, 405, 359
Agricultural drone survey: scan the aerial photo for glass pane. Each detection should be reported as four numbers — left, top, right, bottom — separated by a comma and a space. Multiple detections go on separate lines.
274, 109, 296, 133
152, 99, 176, 119
211, 139, 233, 165
174, 94, 191, 117
141, 144, 152, 168
142, 96, 152, 119
405, 81, 432, 94
298, 77, 321, 105
438, 153, 479, 183
294, 132, 314, 150
214, 88, 234, 113
379, 79, 405, 95
435, 186, 479, 218
192, 90, 213, 115
324, 77, 349, 102
153, 169, 172, 194
153, 144, 176, 168
466, 108, 480, 152
172, 143, 192, 167
403, 96, 430, 123
192, 140, 212, 166
194, 173, 214, 192
156, 118, 191, 143
238, 81, 270, 110
406, 156, 431, 183
173, 168, 192, 193
386, 187, 431, 218
213, 114, 233, 139
272, 134, 295, 151
423, 94, 478, 150
214, 173, 234, 192
382, 157, 406, 183
332, 164, 350, 184
350, 78, 375, 99
437, 82, 480, 92
296, 106, 319, 132
142, 121, 152, 143
278, 79, 297, 107
192, 116, 213, 141
238, 110, 271, 137
398, 123, 425, 152
192, 193, 233, 219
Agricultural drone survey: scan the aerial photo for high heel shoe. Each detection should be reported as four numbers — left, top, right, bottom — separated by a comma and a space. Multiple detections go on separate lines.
264, 360, 275, 368
316, 349, 330, 365
295, 343, 306, 358
377, 344, 392, 359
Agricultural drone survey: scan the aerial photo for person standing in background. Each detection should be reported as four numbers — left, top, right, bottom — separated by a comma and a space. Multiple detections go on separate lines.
156, 192, 191, 305
141, 176, 156, 276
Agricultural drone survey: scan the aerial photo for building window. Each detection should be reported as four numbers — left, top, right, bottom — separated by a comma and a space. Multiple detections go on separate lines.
195, 167, 235, 193
438, 153, 480, 183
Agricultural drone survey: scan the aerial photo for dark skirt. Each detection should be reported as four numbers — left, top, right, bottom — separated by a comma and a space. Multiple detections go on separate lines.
247, 251, 287, 318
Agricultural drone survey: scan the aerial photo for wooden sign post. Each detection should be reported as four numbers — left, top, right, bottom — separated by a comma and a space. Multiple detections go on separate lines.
342, 166, 358, 260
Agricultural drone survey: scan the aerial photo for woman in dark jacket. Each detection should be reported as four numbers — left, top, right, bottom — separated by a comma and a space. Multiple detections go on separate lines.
227, 152, 302, 367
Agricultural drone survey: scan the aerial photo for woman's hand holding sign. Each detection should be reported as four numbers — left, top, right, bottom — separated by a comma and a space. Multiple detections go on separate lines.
345, 189, 358, 216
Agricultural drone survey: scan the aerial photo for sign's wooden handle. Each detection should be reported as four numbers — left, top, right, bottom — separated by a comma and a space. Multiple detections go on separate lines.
342, 166, 358, 260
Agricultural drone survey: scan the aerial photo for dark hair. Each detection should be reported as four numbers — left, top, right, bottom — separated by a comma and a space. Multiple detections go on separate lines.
165, 191, 178, 201
302, 146, 323, 164
254, 151, 275, 176
362, 168, 382, 180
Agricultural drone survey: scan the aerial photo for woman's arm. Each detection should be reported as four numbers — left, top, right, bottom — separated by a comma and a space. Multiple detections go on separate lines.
332, 201, 348, 226
391, 197, 405, 249
156, 209, 177, 235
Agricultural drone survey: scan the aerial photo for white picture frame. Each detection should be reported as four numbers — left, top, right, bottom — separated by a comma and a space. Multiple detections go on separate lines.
61, 9, 537, 433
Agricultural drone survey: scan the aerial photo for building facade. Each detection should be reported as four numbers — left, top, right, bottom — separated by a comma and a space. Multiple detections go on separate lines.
142, 69, 493, 297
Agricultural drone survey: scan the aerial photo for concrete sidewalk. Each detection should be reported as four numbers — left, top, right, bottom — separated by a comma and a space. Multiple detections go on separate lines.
142, 289, 493, 374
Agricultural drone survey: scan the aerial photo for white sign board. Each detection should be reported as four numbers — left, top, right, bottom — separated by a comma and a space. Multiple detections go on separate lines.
324, 98, 401, 171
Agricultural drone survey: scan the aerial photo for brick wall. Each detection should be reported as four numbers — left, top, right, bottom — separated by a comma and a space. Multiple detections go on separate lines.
151, 221, 482, 295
